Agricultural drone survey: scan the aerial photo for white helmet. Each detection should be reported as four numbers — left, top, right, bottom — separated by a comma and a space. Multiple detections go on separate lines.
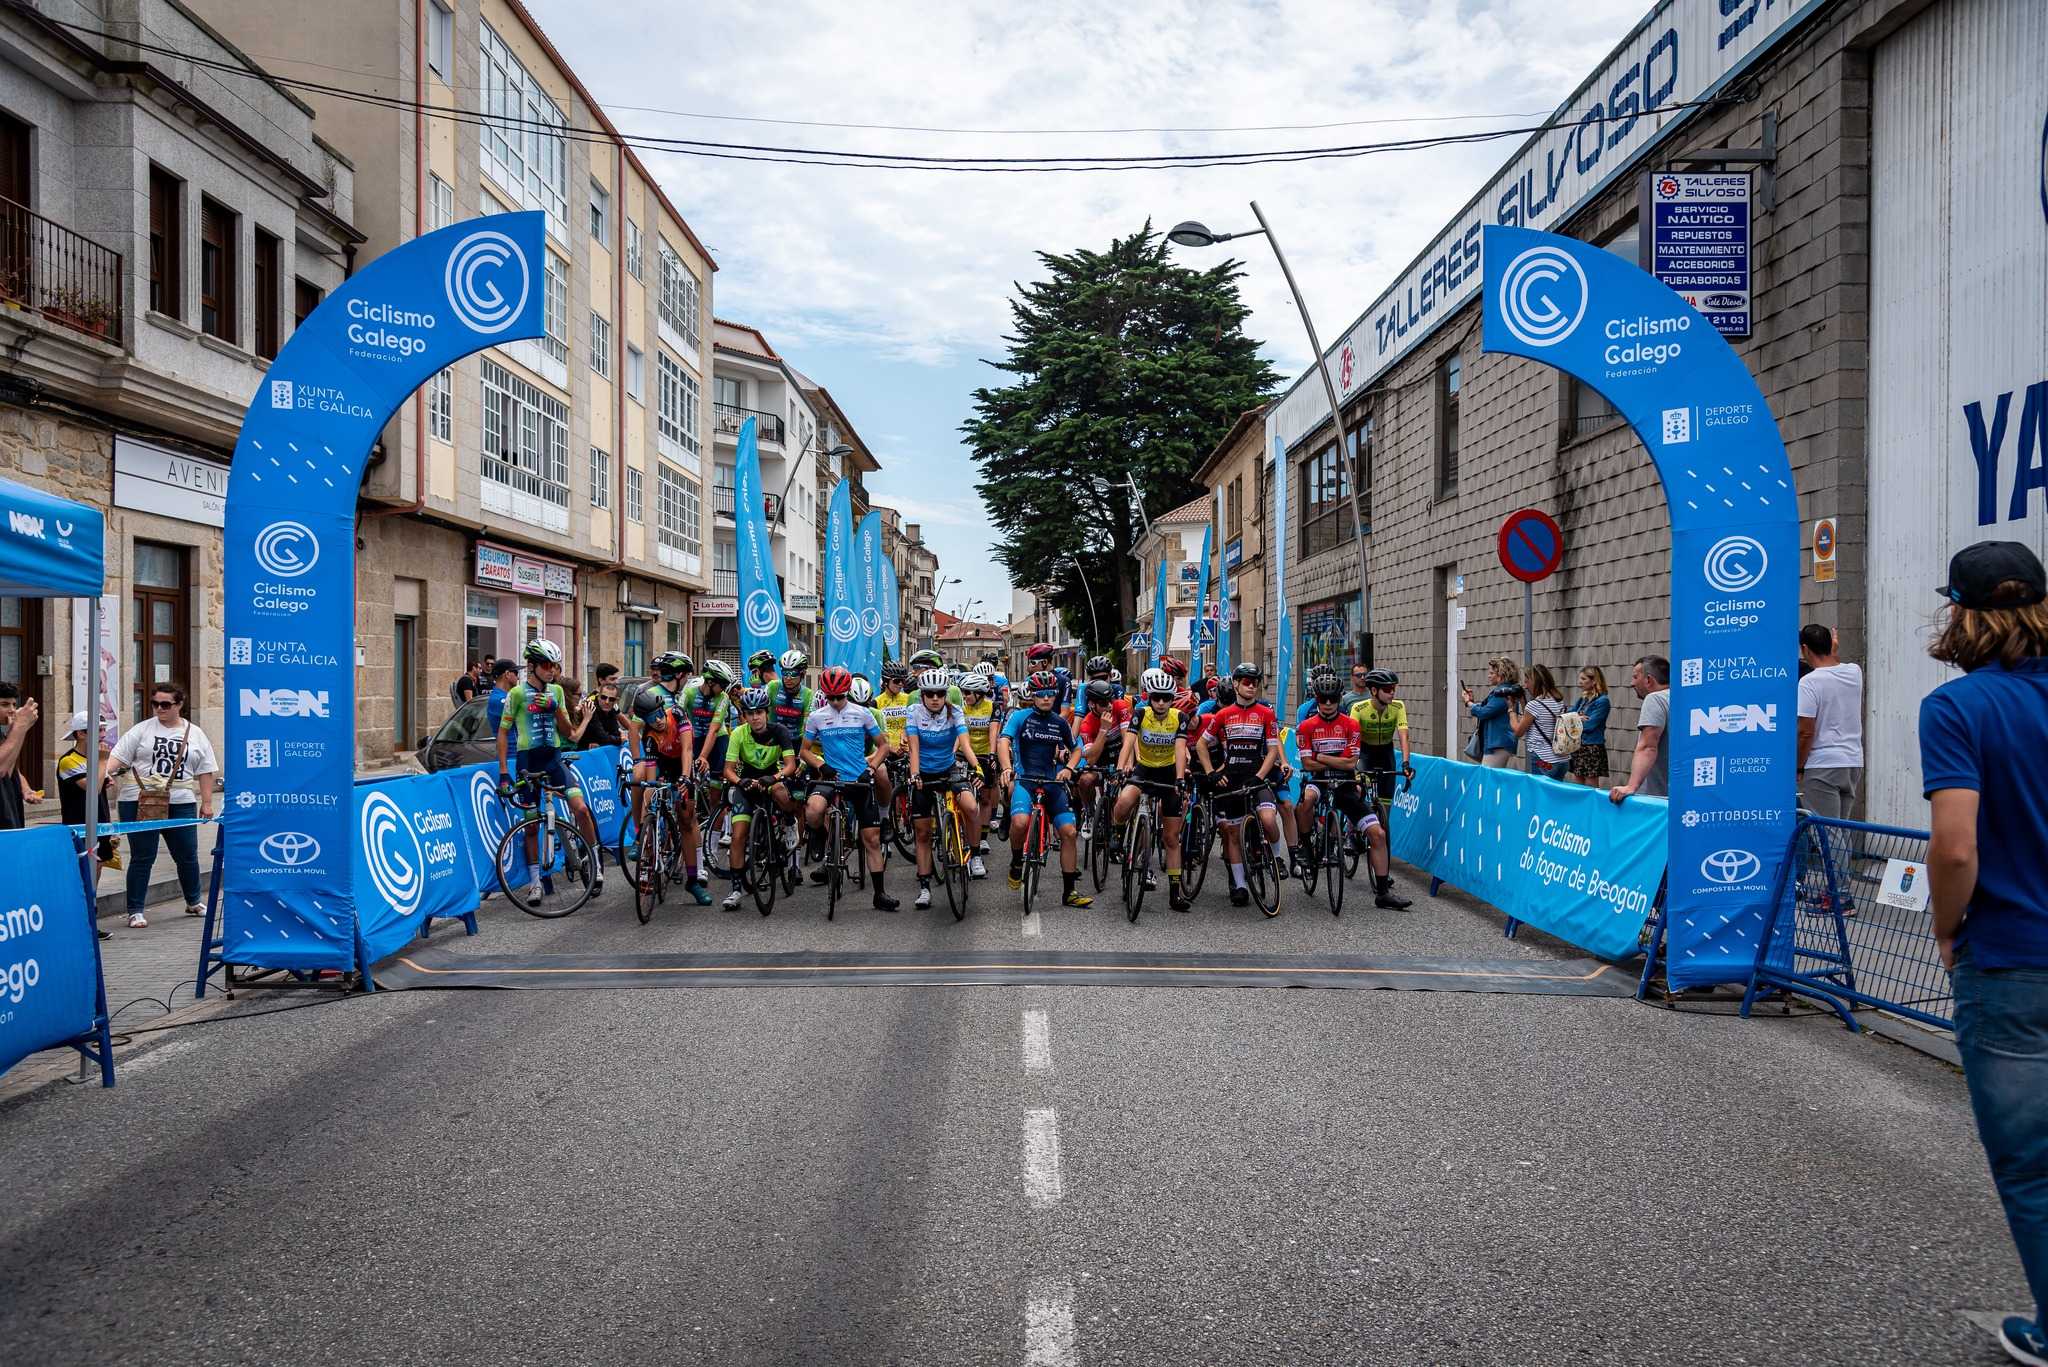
958, 671, 991, 695
916, 668, 951, 693
1140, 667, 1174, 695
523, 638, 562, 666
848, 676, 873, 705
779, 648, 808, 673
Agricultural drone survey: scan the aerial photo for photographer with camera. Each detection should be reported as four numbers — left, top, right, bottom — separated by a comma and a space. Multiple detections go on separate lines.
1461, 657, 1523, 768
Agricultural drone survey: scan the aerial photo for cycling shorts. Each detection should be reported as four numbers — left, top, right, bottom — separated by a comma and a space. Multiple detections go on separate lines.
1009, 779, 1076, 829
515, 747, 582, 801
1306, 779, 1376, 827
639, 751, 685, 784
912, 764, 978, 818
814, 777, 881, 830
729, 779, 789, 819
1213, 780, 1275, 822
1133, 763, 1181, 798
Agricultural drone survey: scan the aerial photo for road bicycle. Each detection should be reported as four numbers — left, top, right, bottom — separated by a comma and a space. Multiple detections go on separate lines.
1179, 787, 1215, 898
811, 775, 874, 921
494, 772, 598, 918
1013, 778, 1068, 917
884, 754, 916, 859
1085, 768, 1124, 893
1213, 776, 1280, 918
1301, 775, 1366, 917
920, 775, 974, 922
1120, 775, 1179, 923
695, 766, 733, 881
618, 771, 689, 924
733, 779, 801, 916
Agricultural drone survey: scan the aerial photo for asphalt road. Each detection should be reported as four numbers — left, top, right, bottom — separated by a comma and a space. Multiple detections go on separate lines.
0, 855, 2030, 1366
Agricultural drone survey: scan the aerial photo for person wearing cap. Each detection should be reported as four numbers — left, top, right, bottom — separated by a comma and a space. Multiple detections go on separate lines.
1920, 539, 2048, 1367
56, 711, 118, 869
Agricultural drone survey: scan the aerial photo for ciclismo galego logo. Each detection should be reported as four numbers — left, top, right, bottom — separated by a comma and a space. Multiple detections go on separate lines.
254, 521, 319, 578
469, 768, 509, 852
1497, 245, 1587, 349
744, 588, 782, 637
829, 604, 859, 644
444, 229, 531, 336
360, 790, 425, 916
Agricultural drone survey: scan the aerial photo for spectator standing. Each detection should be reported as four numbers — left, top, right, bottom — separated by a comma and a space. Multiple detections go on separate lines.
1568, 667, 1612, 787
0, 682, 41, 831
1460, 657, 1521, 768
484, 659, 519, 736
450, 659, 481, 707
1609, 656, 1670, 803
1341, 662, 1373, 713
573, 663, 625, 750
1918, 540, 2048, 1367
104, 682, 216, 928
56, 712, 118, 867
1513, 664, 1569, 779
1797, 624, 1864, 819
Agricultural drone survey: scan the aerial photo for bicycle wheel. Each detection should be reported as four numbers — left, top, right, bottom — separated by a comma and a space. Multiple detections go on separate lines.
1126, 808, 1151, 923
888, 783, 915, 858
825, 807, 843, 920
700, 791, 732, 880
1022, 809, 1042, 915
499, 815, 594, 919
1297, 806, 1320, 895
1243, 824, 1276, 918
661, 792, 689, 885
1343, 801, 1366, 880
635, 802, 663, 923
1089, 800, 1112, 892
749, 813, 779, 916
1182, 801, 1211, 898
1324, 808, 1345, 918
937, 802, 964, 921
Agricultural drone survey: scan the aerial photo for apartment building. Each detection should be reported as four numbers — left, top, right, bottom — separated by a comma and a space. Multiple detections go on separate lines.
1192, 405, 1266, 681
876, 506, 941, 653
706, 319, 819, 667
0, 0, 358, 790
1127, 494, 1213, 676
799, 375, 880, 656
189, 0, 717, 763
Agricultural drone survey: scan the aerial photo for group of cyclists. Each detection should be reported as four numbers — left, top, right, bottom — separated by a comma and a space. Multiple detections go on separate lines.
492, 630, 1420, 918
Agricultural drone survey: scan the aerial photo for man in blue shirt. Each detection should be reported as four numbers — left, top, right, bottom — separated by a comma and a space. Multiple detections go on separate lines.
800, 666, 895, 911
484, 658, 518, 736
1920, 540, 2048, 1367
997, 669, 1091, 907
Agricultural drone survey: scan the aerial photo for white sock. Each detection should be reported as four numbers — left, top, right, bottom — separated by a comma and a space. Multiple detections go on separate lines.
1230, 861, 1246, 888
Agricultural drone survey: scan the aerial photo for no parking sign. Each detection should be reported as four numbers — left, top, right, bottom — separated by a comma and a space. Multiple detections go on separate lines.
1498, 508, 1565, 583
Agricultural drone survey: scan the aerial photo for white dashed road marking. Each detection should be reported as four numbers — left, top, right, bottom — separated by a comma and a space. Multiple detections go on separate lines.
1021, 909, 1041, 938
1024, 1277, 1078, 1366
1022, 1108, 1064, 1210
1021, 1009, 1053, 1076
119, 1037, 204, 1077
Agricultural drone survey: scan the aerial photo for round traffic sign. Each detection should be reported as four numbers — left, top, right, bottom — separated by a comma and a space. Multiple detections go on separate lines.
1498, 508, 1565, 584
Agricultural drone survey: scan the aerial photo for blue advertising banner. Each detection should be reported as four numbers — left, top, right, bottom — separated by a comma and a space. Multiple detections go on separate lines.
0, 827, 99, 1075
1190, 524, 1214, 678
824, 479, 858, 672
221, 212, 546, 972
1481, 225, 1797, 988
879, 556, 901, 664
568, 746, 627, 848
1214, 570, 1232, 679
1270, 432, 1294, 720
1393, 756, 1665, 961
856, 511, 883, 679
0, 474, 104, 598
352, 771, 475, 966
1149, 555, 1168, 667
448, 761, 517, 901
733, 417, 789, 664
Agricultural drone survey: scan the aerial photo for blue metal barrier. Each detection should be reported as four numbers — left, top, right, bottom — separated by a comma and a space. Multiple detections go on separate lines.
1740, 816, 1950, 1032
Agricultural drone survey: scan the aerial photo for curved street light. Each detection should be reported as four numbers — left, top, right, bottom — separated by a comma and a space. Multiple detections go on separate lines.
1169, 203, 1373, 667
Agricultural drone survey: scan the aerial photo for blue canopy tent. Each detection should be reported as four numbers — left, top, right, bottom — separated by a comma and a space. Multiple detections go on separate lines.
0, 474, 115, 1086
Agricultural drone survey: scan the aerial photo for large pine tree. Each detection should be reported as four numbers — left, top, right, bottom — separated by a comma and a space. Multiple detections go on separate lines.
965, 224, 1274, 651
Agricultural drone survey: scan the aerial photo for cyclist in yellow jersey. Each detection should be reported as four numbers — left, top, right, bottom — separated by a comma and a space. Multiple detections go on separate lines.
959, 671, 1001, 851
1349, 668, 1415, 805
1112, 667, 1193, 910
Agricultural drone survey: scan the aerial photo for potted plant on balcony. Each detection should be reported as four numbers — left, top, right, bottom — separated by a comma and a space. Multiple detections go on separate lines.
41, 283, 117, 339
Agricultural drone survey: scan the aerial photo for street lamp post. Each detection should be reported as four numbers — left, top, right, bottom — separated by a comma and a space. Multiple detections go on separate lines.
1069, 552, 1102, 648
1170, 204, 1373, 668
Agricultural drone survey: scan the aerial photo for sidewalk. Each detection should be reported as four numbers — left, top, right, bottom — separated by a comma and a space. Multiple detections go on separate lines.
24, 808, 220, 919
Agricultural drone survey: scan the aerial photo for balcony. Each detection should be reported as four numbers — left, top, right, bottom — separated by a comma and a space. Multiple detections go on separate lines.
0, 196, 124, 344
711, 569, 738, 595
713, 481, 735, 519
714, 403, 785, 446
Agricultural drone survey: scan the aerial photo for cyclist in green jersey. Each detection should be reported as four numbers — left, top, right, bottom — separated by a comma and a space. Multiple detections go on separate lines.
720, 687, 801, 909
496, 639, 602, 901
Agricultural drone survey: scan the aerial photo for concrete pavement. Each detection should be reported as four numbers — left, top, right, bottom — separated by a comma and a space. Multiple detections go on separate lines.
0, 859, 2029, 1365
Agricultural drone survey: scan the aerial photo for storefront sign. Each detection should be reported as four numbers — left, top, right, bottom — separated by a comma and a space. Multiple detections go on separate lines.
476, 544, 572, 598
1224, 538, 1243, 571
112, 436, 230, 528
1179, 561, 1200, 585
543, 563, 576, 599
789, 592, 819, 612
694, 596, 737, 618
475, 545, 516, 590
1649, 172, 1752, 337
511, 558, 546, 595
69, 592, 121, 731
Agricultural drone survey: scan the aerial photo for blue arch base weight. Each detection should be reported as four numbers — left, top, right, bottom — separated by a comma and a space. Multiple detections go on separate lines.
1481, 226, 1798, 991
220, 213, 547, 979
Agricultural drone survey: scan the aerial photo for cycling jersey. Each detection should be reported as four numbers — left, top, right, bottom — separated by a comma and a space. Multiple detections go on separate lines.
962, 698, 996, 756
500, 681, 569, 752
804, 701, 882, 778
906, 700, 968, 776
1351, 698, 1408, 748
728, 722, 795, 781
1204, 702, 1278, 776
1295, 711, 1362, 768
679, 683, 734, 741
1129, 704, 1185, 769
873, 689, 914, 742
1002, 706, 1073, 783
1073, 700, 1130, 755
764, 677, 814, 735
631, 681, 688, 759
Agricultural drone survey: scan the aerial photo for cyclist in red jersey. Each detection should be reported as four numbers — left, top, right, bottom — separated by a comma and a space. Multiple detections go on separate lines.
1071, 678, 1129, 812
1196, 661, 1291, 908
1296, 676, 1413, 910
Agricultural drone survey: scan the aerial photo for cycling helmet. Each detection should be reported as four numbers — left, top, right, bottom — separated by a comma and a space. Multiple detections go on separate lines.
881, 660, 909, 683
908, 649, 944, 669
653, 650, 692, 678
1083, 679, 1116, 705
1232, 661, 1262, 681
1364, 668, 1398, 690
739, 686, 771, 712
820, 666, 853, 697
1084, 654, 1112, 678
916, 668, 951, 693
1140, 667, 1174, 696
700, 659, 735, 687
1308, 662, 1338, 684
1160, 655, 1188, 680
779, 648, 809, 673
1108, 668, 1124, 686
1053, 666, 1071, 684
748, 649, 776, 672
1027, 669, 1059, 695
1027, 642, 1055, 662
523, 638, 562, 666
1312, 677, 1344, 703
959, 671, 992, 695
848, 676, 873, 705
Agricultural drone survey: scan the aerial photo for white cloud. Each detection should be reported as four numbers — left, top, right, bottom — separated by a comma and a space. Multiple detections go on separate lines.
527, 0, 1651, 375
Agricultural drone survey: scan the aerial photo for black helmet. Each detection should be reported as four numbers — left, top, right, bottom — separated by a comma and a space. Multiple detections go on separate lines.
747, 649, 777, 671
1084, 655, 1112, 678
1313, 677, 1344, 703
1083, 679, 1116, 705
1364, 668, 1398, 689
652, 650, 692, 678
1231, 661, 1262, 682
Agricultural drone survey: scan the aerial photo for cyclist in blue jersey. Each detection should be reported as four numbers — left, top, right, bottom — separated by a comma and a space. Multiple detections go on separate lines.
998, 669, 1092, 907
800, 665, 896, 911
906, 667, 985, 905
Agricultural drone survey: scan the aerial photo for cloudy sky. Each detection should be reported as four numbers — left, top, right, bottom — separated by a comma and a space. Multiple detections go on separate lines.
526, 0, 1651, 620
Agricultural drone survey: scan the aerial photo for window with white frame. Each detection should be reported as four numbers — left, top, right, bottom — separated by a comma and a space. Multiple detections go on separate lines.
541, 251, 568, 364
657, 349, 701, 462
589, 179, 609, 242
479, 21, 568, 239
625, 344, 643, 402
590, 311, 611, 378
428, 368, 453, 442
480, 357, 569, 505
589, 446, 610, 509
658, 464, 702, 558
657, 240, 700, 351
625, 464, 643, 521
426, 0, 452, 81
624, 218, 643, 280
429, 173, 454, 232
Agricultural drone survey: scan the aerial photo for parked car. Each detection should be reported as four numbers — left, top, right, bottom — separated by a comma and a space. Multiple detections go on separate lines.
417, 676, 658, 772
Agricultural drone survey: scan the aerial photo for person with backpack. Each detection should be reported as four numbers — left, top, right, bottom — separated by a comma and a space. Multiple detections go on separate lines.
1511, 664, 1570, 780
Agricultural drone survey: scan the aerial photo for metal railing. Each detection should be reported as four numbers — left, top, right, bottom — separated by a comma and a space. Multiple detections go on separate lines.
711, 569, 738, 595
713, 482, 735, 517
714, 403, 784, 444
0, 195, 124, 344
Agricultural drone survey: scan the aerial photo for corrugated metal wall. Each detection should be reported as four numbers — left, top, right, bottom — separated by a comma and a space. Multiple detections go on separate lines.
1866, 0, 2048, 825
